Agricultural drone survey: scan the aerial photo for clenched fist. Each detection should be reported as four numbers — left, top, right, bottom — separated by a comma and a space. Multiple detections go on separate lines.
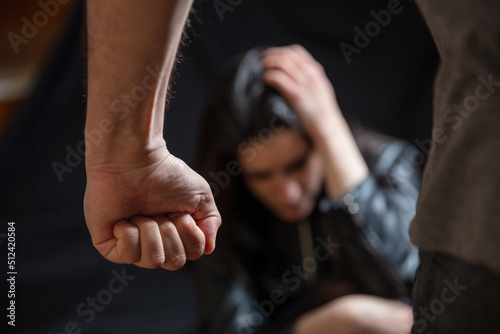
84, 146, 221, 270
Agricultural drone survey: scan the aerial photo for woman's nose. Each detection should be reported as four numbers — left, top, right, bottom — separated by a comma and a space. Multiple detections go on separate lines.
276, 177, 302, 204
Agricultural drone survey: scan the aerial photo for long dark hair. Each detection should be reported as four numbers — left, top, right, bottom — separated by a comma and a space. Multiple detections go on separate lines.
194, 47, 310, 253
195, 48, 305, 217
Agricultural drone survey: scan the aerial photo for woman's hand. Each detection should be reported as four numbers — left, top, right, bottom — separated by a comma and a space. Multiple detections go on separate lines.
293, 294, 413, 334
261, 45, 369, 198
261, 44, 343, 139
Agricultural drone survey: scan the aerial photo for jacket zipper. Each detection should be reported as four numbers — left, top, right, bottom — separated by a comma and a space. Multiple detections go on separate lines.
297, 220, 318, 287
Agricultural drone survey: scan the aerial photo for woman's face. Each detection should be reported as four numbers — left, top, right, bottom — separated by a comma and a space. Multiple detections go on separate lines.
238, 128, 324, 223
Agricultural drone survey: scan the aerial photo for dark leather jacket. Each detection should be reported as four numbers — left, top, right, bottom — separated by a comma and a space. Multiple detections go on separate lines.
196, 129, 421, 334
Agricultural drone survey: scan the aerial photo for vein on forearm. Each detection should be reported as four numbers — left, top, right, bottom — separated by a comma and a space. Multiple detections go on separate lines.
85, 0, 193, 154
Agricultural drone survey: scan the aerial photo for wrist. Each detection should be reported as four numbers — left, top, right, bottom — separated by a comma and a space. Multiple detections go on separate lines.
85, 92, 167, 157
309, 116, 369, 199
304, 100, 349, 143
309, 114, 351, 154
85, 133, 169, 172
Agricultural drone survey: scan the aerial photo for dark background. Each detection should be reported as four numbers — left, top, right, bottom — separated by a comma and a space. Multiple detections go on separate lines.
168, 0, 438, 164
0, 0, 438, 333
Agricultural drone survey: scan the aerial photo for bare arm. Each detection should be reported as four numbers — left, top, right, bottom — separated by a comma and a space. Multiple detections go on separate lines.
85, 0, 190, 157
84, 0, 221, 270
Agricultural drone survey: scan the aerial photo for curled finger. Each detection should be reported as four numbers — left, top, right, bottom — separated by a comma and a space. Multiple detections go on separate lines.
168, 212, 206, 261
130, 215, 165, 269
156, 215, 187, 270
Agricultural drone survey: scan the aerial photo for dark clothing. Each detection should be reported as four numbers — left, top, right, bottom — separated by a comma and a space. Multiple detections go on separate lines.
411, 251, 500, 334
411, 0, 500, 274
196, 130, 421, 334
409, 1, 500, 332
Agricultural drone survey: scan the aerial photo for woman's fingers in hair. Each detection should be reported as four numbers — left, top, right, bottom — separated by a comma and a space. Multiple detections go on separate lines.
263, 44, 312, 64
262, 68, 301, 105
262, 45, 322, 76
262, 48, 303, 83
262, 45, 325, 90
261, 44, 339, 133
288, 44, 321, 67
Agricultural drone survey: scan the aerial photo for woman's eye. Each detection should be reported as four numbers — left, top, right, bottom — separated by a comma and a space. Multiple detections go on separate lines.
287, 156, 308, 173
247, 172, 271, 181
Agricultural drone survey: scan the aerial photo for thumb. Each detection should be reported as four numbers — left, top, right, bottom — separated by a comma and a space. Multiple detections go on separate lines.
196, 215, 221, 254
94, 220, 140, 264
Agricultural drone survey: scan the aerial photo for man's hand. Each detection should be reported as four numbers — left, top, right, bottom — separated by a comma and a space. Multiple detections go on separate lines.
84, 146, 221, 270
84, 0, 221, 270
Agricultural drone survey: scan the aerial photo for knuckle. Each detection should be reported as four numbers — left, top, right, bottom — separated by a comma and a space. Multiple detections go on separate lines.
164, 253, 187, 271
213, 217, 222, 229
313, 62, 324, 73
140, 251, 165, 269
276, 57, 290, 70
287, 89, 301, 103
121, 251, 140, 265
304, 66, 318, 79
160, 221, 177, 235
186, 242, 205, 261
174, 217, 193, 232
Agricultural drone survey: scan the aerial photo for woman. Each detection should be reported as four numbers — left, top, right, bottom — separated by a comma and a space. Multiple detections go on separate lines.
195, 45, 419, 334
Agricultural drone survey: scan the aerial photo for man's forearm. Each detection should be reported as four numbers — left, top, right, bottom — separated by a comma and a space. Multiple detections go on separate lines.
85, 0, 193, 162
83, 0, 221, 269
